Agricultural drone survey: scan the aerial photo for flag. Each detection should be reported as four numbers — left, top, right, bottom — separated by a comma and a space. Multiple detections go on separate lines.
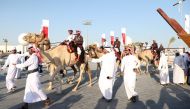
185, 14, 190, 34
101, 33, 106, 46
121, 28, 126, 45
110, 31, 114, 46
42, 19, 49, 38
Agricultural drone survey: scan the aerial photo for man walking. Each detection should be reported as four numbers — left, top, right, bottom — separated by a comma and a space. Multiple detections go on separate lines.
158, 51, 170, 86
13, 44, 50, 109
1, 47, 19, 93
121, 46, 139, 102
91, 48, 117, 102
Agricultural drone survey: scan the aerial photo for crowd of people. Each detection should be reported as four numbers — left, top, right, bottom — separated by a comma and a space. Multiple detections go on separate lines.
1, 31, 190, 108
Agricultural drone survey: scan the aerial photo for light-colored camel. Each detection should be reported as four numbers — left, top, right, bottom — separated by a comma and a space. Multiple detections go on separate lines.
19, 33, 92, 91
40, 45, 92, 91
23, 32, 51, 50
88, 44, 121, 76
136, 48, 159, 73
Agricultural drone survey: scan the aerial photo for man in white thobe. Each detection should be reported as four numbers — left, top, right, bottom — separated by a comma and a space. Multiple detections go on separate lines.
91, 48, 117, 102
1, 47, 19, 93
14, 44, 50, 109
121, 47, 139, 102
158, 51, 170, 85
15, 53, 22, 79
66, 29, 75, 42
173, 52, 185, 84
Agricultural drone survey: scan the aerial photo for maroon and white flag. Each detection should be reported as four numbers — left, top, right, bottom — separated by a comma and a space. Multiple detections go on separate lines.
101, 33, 106, 46
110, 31, 114, 46
121, 28, 126, 45
41, 19, 49, 38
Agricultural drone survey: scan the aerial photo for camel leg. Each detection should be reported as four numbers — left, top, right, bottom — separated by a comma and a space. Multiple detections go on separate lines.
72, 64, 85, 92
47, 64, 56, 90
47, 65, 62, 91
96, 63, 101, 78
146, 63, 149, 74
86, 64, 92, 87
71, 65, 78, 81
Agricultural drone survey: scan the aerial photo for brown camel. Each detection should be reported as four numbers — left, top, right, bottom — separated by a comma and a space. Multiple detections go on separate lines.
20, 33, 92, 91
136, 48, 159, 73
23, 32, 51, 50
88, 44, 121, 76
40, 45, 92, 91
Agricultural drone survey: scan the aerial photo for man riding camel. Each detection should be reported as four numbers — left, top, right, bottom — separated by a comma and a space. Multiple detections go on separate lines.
150, 40, 159, 61
73, 30, 85, 62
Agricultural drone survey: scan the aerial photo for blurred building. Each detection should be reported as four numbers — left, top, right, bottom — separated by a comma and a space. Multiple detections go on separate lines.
0, 44, 27, 53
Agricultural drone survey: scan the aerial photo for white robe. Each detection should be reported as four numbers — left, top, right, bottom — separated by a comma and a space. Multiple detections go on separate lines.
16, 53, 47, 103
67, 34, 75, 42
121, 55, 139, 99
2, 54, 20, 91
158, 52, 169, 84
15, 57, 22, 79
173, 55, 185, 84
92, 52, 117, 100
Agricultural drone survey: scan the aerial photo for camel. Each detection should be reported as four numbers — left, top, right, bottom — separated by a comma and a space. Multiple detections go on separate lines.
135, 46, 159, 73
19, 33, 92, 91
88, 44, 121, 76
23, 32, 51, 50
39, 45, 92, 91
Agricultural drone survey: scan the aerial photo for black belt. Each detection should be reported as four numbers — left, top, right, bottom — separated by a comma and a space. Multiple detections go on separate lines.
27, 68, 38, 74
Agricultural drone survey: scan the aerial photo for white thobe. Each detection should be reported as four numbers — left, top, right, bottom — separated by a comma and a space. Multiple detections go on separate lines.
16, 53, 47, 103
158, 52, 169, 84
121, 55, 139, 99
2, 54, 20, 91
15, 57, 22, 79
173, 55, 185, 84
67, 34, 75, 42
92, 52, 117, 100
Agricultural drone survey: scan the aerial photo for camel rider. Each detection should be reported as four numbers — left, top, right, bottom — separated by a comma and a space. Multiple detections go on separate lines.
63, 30, 76, 52
114, 37, 121, 52
73, 30, 84, 61
66, 30, 75, 42
150, 40, 158, 59
114, 37, 121, 60
151, 40, 158, 52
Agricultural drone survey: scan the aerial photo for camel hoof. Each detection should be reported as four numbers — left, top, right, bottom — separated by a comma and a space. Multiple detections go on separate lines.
88, 84, 92, 87
46, 87, 53, 91
72, 88, 77, 92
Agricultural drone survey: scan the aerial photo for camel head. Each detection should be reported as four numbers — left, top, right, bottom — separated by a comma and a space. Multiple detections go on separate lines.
88, 44, 98, 58
18, 33, 29, 45
88, 44, 104, 58
23, 33, 38, 43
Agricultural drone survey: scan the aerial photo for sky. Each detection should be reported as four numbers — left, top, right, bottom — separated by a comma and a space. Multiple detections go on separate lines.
0, 0, 190, 48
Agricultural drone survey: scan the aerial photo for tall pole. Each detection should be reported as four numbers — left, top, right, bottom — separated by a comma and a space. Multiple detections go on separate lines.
173, 0, 186, 26
83, 20, 92, 48
3, 38, 8, 53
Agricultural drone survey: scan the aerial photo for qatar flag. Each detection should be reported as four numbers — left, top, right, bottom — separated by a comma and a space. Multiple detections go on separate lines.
42, 19, 49, 38
121, 28, 126, 45
101, 33, 106, 46
185, 14, 190, 34
110, 31, 114, 46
